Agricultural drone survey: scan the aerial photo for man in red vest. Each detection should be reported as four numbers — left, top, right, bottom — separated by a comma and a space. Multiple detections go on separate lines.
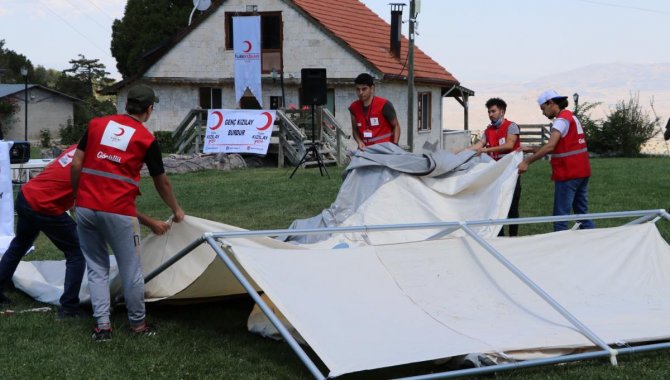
518, 90, 594, 231
349, 73, 401, 149
468, 98, 521, 236
0, 145, 171, 314
71, 84, 184, 341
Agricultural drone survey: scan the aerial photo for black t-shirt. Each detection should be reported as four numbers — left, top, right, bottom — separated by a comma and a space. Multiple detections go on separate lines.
77, 129, 165, 177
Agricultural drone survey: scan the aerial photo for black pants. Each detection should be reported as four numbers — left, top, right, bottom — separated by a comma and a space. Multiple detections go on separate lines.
499, 177, 521, 237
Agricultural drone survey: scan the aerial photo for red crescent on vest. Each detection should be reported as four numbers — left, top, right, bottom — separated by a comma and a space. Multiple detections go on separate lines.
114, 127, 125, 136
243, 41, 252, 52
210, 111, 223, 130
257, 112, 273, 131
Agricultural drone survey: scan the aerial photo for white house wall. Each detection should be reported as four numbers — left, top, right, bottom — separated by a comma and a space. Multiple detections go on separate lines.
126, 0, 445, 152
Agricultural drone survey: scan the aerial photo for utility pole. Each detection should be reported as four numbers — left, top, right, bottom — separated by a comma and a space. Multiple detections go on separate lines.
406, 0, 416, 152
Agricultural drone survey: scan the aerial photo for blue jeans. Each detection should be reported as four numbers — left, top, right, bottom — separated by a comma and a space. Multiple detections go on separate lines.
0, 191, 85, 311
553, 177, 595, 231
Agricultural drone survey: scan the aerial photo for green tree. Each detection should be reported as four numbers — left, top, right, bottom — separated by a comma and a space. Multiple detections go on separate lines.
574, 101, 605, 153
32, 65, 63, 88
56, 55, 117, 144
0, 39, 32, 84
598, 95, 660, 157
111, 0, 194, 78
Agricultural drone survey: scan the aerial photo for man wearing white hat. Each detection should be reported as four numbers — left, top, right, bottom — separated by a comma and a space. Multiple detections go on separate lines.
517, 90, 594, 231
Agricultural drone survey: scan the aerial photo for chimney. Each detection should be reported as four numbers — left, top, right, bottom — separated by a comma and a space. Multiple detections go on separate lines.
390, 4, 404, 59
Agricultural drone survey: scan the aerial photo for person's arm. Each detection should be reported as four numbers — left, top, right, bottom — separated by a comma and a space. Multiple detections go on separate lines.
390, 117, 401, 145
481, 134, 519, 154
350, 113, 366, 150
137, 211, 170, 235
70, 149, 85, 197
517, 129, 561, 174
152, 173, 185, 223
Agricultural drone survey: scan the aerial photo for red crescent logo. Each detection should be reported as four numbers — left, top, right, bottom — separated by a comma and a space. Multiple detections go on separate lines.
243, 40, 252, 52
210, 111, 224, 130
257, 112, 273, 131
114, 127, 125, 136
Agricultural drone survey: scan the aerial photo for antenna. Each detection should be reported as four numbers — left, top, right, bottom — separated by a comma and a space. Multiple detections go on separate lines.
189, 0, 212, 26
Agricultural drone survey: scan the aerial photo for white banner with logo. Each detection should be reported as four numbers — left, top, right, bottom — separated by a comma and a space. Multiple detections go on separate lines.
203, 109, 275, 154
233, 16, 262, 107
0, 141, 15, 254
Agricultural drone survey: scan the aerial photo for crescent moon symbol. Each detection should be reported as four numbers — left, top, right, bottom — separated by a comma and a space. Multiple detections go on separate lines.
243, 40, 252, 52
114, 127, 125, 136
257, 112, 273, 131
210, 111, 224, 130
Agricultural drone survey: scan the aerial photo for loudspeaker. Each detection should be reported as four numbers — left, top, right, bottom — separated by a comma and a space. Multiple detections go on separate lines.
9, 141, 31, 164
301, 68, 327, 106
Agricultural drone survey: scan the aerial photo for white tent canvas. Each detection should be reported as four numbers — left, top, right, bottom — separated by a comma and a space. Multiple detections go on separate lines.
231, 223, 670, 377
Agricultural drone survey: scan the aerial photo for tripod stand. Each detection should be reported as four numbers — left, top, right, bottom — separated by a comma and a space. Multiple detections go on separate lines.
290, 104, 330, 179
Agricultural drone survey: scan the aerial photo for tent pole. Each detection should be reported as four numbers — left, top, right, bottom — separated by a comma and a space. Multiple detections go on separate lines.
459, 222, 618, 365
205, 236, 326, 380
144, 236, 207, 284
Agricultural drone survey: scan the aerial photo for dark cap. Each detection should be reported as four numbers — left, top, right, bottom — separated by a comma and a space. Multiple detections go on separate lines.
127, 84, 158, 108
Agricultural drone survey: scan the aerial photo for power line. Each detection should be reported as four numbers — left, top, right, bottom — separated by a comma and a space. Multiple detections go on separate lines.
85, 0, 117, 22
61, 0, 111, 34
576, 0, 670, 15
41, 1, 111, 59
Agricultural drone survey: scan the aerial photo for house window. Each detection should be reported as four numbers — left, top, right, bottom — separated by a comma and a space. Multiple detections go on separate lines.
225, 12, 283, 73
199, 87, 222, 109
417, 92, 431, 132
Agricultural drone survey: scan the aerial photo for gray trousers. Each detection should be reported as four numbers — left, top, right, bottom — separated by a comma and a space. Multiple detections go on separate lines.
76, 207, 145, 326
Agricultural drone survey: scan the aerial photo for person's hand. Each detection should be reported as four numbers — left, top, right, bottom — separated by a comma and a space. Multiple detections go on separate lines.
148, 220, 170, 235
517, 161, 529, 174
172, 207, 185, 223
357, 141, 367, 150
521, 145, 536, 153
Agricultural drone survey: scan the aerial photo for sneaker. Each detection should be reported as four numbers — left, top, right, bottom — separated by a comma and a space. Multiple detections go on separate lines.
0, 292, 10, 305
56, 307, 88, 320
92, 327, 112, 342
130, 323, 157, 337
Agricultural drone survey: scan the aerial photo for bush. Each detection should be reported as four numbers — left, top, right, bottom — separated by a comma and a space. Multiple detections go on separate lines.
39, 128, 52, 147
153, 130, 176, 153
59, 118, 87, 145
583, 95, 659, 157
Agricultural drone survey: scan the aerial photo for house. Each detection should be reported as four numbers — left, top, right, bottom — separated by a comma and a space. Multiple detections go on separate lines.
0, 84, 79, 142
104, 0, 473, 152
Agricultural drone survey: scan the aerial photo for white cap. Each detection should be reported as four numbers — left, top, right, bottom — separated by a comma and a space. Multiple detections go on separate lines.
537, 90, 567, 106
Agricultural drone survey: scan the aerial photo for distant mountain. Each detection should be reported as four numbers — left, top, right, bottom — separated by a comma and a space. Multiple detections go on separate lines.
444, 62, 670, 138
528, 62, 670, 92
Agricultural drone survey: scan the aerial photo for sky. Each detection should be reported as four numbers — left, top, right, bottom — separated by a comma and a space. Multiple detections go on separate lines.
0, 0, 668, 84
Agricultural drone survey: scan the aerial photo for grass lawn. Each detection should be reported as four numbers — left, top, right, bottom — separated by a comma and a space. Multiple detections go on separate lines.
2, 157, 670, 379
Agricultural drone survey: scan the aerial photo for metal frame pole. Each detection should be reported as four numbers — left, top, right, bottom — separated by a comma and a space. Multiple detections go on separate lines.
205, 235, 326, 380
458, 222, 618, 365
396, 342, 670, 380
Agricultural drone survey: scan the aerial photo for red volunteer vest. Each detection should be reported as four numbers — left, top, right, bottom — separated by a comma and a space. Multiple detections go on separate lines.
75, 115, 155, 216
21, 145, 78, 215
550, 109, 591, 182
349, 96, 394, 146
483, 119, 520, 161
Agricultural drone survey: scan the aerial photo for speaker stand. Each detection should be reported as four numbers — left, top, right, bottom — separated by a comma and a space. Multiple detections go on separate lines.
289, 104, 330, 179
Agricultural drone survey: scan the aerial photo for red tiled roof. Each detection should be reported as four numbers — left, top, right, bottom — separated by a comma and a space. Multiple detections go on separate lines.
291, 0, 459, 85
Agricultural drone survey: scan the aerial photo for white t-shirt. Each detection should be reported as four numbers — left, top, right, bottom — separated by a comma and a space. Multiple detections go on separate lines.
551, 118, 570, 137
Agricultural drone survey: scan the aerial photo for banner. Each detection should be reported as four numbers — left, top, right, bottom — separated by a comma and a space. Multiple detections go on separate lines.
203, 109, 275, 154
233, 16, 262, 107
0, 141, 15, 253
